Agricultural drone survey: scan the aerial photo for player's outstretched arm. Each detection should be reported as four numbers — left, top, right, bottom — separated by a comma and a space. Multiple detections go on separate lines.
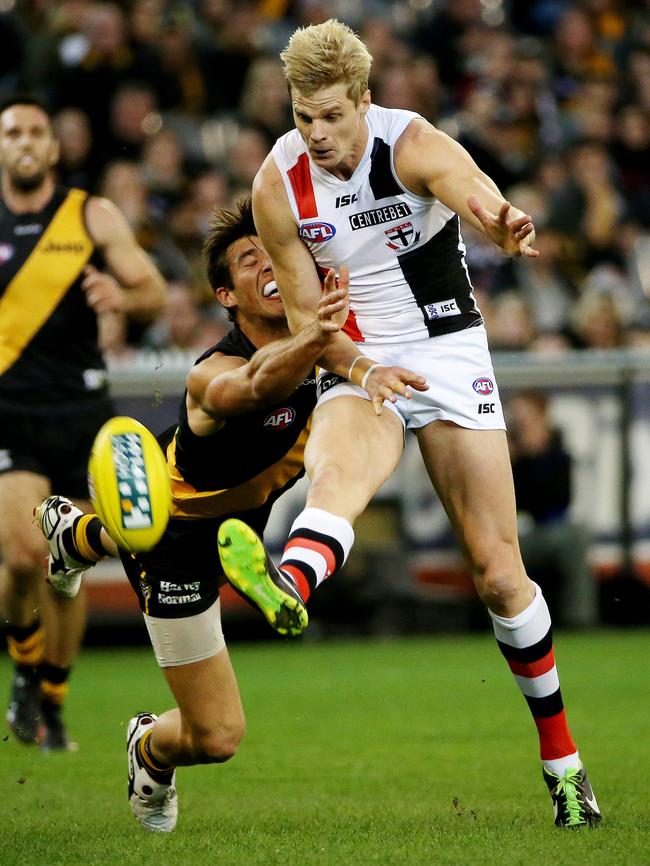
188, 269, 348, 423
466, 196, 538, 258
395, 120, 538, 258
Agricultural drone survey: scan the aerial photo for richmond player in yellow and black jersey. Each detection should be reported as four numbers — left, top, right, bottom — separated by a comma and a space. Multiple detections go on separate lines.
121, 322, 318, 618
0, 96, 166, 751
34, 197, 349, 830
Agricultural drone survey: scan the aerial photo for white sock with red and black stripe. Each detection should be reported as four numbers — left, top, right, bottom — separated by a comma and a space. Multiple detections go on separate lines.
490, 583, 580, 777
279, 507, 355, 603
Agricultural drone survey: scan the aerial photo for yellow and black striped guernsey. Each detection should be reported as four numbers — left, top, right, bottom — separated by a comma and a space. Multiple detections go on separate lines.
120, 325, 317, 612
0, 186, 108, 412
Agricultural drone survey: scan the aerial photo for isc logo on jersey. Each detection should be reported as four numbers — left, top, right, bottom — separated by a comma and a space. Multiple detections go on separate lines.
264, 407, 296, 430
87, 416, 171, 552
424, 299, 460, 320
299, 222, 336, 243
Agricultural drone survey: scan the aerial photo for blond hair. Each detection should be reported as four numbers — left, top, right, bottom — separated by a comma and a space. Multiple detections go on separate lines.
280, 19, 372, 105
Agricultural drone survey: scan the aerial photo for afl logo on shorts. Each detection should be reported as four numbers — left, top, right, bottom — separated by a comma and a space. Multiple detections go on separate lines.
264, 407, 296, 430
473, 377, 494, 396
299, 222, 336, 243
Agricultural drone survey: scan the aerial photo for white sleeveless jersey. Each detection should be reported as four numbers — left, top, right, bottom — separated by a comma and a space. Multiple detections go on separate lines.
272, 103, 482, 344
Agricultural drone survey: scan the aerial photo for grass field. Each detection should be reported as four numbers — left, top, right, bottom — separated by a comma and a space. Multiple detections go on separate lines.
1, 629, 648, 866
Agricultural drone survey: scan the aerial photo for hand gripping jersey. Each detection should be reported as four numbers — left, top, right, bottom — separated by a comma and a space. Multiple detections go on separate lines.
272, 104, 482, 345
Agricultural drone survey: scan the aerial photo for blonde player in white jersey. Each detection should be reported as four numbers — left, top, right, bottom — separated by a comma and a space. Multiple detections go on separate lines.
217, 19, 601, 829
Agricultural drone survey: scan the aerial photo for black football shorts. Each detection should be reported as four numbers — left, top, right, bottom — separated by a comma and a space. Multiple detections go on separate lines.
0, 398, 114, 499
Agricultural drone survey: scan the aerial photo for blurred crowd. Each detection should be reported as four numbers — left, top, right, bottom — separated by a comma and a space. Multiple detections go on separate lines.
3, 0, 650, 355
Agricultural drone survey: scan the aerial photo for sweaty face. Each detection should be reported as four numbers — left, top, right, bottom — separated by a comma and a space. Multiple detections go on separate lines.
292, 83, 370, 178
0, 105, 59, 192
224, 235, 285, 325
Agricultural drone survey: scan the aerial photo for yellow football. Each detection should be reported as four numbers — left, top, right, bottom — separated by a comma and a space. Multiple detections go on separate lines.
87, 416, 171, 553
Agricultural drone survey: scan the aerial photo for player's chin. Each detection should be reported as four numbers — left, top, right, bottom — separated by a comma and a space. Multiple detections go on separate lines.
262, 299, 285, 317
311, 149, 337, 167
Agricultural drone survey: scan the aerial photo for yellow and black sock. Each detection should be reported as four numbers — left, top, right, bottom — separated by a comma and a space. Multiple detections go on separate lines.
138, 729, 175, 782
6, 620, 45, 668
72, 514, 106, 563
38, 662, 70, 707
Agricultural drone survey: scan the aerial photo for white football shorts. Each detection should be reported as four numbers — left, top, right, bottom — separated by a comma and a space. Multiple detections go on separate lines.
317, 325, 505, 431
143, 597, 226, 668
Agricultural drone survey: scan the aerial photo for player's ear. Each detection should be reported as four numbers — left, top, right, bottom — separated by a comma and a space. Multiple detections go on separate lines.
360, 89, 371, 115
215, 285, 237, 312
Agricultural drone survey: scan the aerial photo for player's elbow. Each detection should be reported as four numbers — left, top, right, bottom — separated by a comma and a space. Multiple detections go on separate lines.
143, 278, 168, 318
125, 277, 168, 321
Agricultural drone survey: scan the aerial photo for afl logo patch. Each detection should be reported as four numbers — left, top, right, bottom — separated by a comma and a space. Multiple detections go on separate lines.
264, 407, 296, 430
299, 221, 336, 243
0, 243, 14, 263
473, 377, 494, 396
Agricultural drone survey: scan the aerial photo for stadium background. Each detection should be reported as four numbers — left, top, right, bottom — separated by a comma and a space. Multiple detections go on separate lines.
2, 0, 650, 636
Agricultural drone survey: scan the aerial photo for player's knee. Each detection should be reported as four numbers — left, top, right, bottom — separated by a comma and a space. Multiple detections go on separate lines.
192, 719, 245, 764
472, 548, 525, 609
308, 463, 346, 501
3, 542, 44, 586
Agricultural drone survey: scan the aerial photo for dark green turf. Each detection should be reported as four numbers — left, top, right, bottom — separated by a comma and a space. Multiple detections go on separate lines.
1, 630, 648, 865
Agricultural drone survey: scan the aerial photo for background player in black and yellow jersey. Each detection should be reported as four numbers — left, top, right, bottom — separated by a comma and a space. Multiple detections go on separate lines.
0, 97, 167, 750
35, 197, 349, 830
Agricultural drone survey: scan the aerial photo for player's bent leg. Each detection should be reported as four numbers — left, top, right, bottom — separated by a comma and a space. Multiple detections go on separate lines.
38, 587, 87, 751
127, 599, 244, 832
305, 395, 405, 519
218, 519, 308, 636
0, 472, 50, 743
262, 395, 404, 609
158, 647, 245, 766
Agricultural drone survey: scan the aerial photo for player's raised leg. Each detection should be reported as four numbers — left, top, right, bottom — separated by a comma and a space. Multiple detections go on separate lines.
218, 519, 308, 635
219, 396, 403, 634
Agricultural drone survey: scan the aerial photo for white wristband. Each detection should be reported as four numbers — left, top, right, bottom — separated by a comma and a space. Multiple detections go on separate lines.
347, 355, 369, 382
360, 364, 381, 391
